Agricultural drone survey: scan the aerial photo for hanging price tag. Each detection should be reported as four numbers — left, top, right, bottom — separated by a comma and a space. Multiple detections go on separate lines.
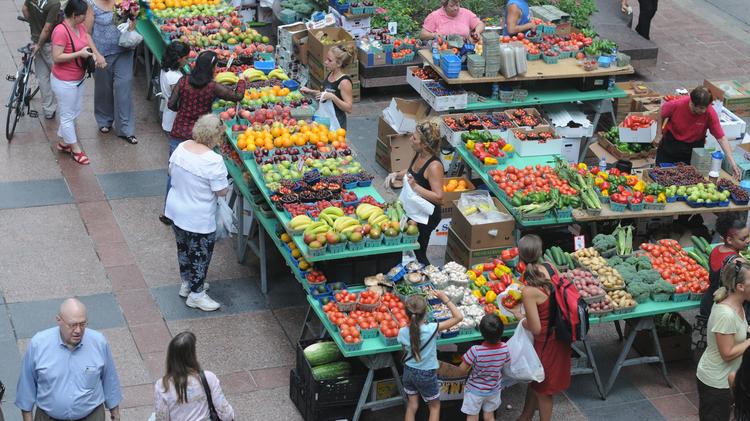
573, 235, 586, 251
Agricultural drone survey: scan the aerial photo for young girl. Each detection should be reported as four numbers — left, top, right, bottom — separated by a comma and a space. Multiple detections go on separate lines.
399, 291, 463, 421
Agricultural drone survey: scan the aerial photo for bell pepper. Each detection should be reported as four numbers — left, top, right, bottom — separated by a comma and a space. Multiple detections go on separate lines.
501, 274, 513, 287
485, 290, 497, 303
594, 177, 604, 187
633, 180, 645, 191
577, 163, 588, 171
466, 271, 477, 281
466, 140, 475, 150
502, 143, 514, 152
517, 261, 526, 273
498, 313, 510, 325
601, 189, 609, 197
474, 276, 487, 287
590, 167, 600, 175
484, 304, 497, 315
598, 172, 609, 180
501, 294, 518, 308
472, 289, 482, 298
484, 157, 498, 166
657, 192, 666, 203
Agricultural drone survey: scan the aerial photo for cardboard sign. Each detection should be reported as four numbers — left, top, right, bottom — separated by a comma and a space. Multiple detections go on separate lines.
574, 235, 586, 251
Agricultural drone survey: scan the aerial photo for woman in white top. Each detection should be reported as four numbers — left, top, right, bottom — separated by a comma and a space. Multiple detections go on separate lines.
165, 114, 228, 311
159, 41, 190, 226
155, 331, 234, 420
696, 255, 750, 421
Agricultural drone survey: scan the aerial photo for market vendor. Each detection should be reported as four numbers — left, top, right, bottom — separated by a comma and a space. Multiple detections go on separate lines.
503, 0, 533, 36
657, 86, 740, 178
419, 0, 484, 42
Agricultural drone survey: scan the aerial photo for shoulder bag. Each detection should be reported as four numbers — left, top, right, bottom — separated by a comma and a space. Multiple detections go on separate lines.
401, 324, 439, 364
167, 77, 186, 112
60, 22, 96, 78
199, 371, 222, 421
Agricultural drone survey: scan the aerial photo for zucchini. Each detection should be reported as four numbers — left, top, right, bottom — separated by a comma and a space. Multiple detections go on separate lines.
304, 341, 343, 367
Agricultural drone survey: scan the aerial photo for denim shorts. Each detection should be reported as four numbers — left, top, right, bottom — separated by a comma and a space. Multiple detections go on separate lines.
402, 366, 440, 402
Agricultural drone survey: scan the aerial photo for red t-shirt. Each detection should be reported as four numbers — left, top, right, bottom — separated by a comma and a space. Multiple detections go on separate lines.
709, 246, 736, 273
661, 96, 724, 143
50, 21, 89, 81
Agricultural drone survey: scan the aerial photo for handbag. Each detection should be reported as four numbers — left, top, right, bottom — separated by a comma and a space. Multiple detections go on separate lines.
167, 78, 184, 112
117, 21, 143, 48
61, 22, 95, 78
199, 371, 222, 421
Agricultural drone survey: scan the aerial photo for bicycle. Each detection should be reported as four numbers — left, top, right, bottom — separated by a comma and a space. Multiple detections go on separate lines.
6, 16, 41, 141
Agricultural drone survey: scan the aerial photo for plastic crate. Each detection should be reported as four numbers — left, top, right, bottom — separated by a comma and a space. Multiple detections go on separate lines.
295, 339, 367, 406
731, 192, 749, 205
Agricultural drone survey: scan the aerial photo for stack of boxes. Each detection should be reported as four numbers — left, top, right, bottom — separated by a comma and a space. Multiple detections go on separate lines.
375, 98, 429, 172
306, 27, 361, 102
445, 197, 516, 267
482, 32, 501, 77
276, 22, 310, 86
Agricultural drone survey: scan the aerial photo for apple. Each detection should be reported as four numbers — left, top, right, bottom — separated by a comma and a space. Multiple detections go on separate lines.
326, 231, 339, 245
349, 232, 363, 243
303, 233, 315, 244
405, 224, 419, 236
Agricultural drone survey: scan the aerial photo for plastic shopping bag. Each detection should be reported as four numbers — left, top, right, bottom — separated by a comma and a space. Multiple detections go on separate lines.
214, 195, 235, 240
399, 175, 435, 224
501, 319, 545, 387
118, 22, 143, 48
313, 97, 341, 132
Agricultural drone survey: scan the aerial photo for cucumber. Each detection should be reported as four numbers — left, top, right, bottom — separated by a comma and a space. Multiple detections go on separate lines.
687, 250, 708, 269
304, 341, 343, 367
700, 237, 712, 255
551, 247, 564, 266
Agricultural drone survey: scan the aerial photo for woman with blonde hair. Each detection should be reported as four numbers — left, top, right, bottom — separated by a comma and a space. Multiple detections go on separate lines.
300, 44, 354, 130
696, 256, 750, 421
165, 114, 229, 312
510, 234, 571, 421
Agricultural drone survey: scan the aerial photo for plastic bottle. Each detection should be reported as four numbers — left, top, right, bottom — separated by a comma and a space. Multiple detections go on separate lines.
709, 150, 723, 182
432, 37, 440, 64
607, 75, 616, 91
610, 46, 618, 62
599, 155, 607, 172
492, 83, 500, 100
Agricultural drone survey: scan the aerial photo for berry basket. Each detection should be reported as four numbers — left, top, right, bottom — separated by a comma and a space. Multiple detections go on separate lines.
672, 292, 691, 302
651, 293, 671, 302
365, 236, 383, 248
381, 335, 399, 346
628, 200, 645, 212
440, 327, 460, 339
342, 341, 363, 352
690, 292, 705, 301
327, 242, 347, 254
459, 325, 477, 336
357, 297, 381, 312
542, 54, 559, 65
526, 52, 541, 61
666, 195, 677, 203
402, 233, 419, 244
582, 293, 606, 304
588, 308, 613, 318
586, 208, 603, 216
383, 233, 402, 246
614, 304, 637, 315
610, 201, 627, 212
358, 179, 373, 187
307, 245, 327, 257
335, 300, 356, 312
360, 328, 379, 339
633, 294, 651, 304
347, 240, 366, 251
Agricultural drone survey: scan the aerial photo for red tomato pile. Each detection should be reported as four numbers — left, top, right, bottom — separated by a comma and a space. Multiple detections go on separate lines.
358, 290, 380, 305
338, 319, 362, 344
350, 310, 379, 330
324, 292, 407, 344
488, 165, 578, 197
640, 239, 709, 293
305, 270, 326, 285
334, 290, 357, 303
380, 319, 400, 338
501, 248, 519, 261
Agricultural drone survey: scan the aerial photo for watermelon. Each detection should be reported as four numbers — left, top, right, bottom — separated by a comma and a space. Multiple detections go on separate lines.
311, 361, 351, 380
303, 341, 342, 367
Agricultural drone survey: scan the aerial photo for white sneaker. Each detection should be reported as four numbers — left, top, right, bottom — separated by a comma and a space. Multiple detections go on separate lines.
186, 292, 221, 311
179, 282, 210, 298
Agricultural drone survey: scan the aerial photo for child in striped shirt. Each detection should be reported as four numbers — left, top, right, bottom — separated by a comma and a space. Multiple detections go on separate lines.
459, 314, 510, 421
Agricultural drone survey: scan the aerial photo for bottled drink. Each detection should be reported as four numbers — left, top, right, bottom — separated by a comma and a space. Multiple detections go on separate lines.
599, 156, 607, 172
492, 83, 500, 100
432, 37, 440, 64
607, 76, 616, 91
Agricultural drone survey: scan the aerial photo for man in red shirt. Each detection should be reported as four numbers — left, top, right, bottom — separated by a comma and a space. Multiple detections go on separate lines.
657, 86, 740, 178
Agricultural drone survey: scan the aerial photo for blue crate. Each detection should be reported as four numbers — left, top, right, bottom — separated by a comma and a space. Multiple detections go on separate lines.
254, 60, 276, 75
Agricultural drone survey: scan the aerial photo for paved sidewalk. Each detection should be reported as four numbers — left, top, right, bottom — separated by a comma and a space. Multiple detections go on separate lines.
0, 0, 748, 420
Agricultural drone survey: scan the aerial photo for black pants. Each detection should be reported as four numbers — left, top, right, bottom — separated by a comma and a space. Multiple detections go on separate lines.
697, 377, 731, 421
415, 210, 441, 265
636, 0, 658, 39
173, 225, 216, 294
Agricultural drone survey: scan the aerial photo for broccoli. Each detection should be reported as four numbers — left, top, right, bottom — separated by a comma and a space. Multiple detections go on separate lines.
627, 281, 653, 296
639, 269, 663, 284
592, 234, 617, 252
635, 256, 652, 270
607, 256, 623, 266
625, 256, 639, 266
652, 279, 676, 294
625, 272, 644, 285
614, 264, 637, 281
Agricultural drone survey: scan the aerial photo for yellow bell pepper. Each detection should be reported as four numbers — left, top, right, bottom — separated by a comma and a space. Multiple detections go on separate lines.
476, 275, 487, 286
508, 289, 523, 300
502, 143, 514, 153
466, 140, 475, 150
577, 163, 588, 171
485, 290, 497, 303
472, 289, 482, 298
498, 313, 510, 325
657, 192, 666, 203
594, 177, 604, 187
598, 172, 609, 180
601, 189, 609, 197
498, 264, 511, 274
466, 271, 477, 281
483, 157, 498, 166
633, 180, 646, 192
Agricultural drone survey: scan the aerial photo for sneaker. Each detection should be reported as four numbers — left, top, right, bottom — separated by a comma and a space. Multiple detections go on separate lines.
179, 282, 210, 298
186, 291, 220, 311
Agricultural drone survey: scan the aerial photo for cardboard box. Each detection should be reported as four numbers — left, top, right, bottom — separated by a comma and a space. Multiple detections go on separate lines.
375, 139, 412, 172
383, 98, 430, 134
560, 137, 582, 163
597, 132, 657, 160
441, 177, 476, 206
358, 47, 386, 67
704, 79, 750, 116
307, 54, 359, 82
277, 22, 307, 52
306, 27, 356, 63
451, 197, 515, 249
618, 112, 658, 143
445, 227, 513, 268
722, 143, 750, 180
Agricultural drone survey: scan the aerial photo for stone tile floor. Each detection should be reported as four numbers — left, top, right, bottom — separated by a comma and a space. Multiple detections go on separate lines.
0, 0, 749, 419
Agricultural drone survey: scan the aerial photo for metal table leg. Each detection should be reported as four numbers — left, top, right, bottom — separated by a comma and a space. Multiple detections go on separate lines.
229, 182, 269, 293
352, 353, 405, 421
298, 304, 326, 342
571, 338, 605, 400
603, 317, 673, 398
579, 98, 616, 162
258, 220, 268, 294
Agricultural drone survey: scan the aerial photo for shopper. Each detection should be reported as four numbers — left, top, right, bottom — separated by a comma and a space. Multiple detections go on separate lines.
165, 114, 229, 312
50, 0, 105, 165
168, 50, 246, 144
387, 121, 444, 265
15, 298, 123, 421
155, 331, 235, 420
510, 234, 571, 421
299, 45, 354, 130
729, 347, 750, 421
22, 0, 60, 119
503, 0, 533, 37
696, 256, 750, 421
700, 212, 749, 318
85, 0, 138, 143
621, 0, 658, 40
420, 0, 484, 41
159, 41, 190, 226
399, 292, 462, 421
657, 86, 740, 178
458, 314, 510, 421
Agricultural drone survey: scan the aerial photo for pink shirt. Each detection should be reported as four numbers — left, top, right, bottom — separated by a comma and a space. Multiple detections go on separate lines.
50, 21, 89, 81
154, 371, 235, 421
423, 7, 481, 39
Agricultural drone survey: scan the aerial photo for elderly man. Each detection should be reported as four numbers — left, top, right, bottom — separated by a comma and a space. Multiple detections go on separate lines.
15, 298, 123, 421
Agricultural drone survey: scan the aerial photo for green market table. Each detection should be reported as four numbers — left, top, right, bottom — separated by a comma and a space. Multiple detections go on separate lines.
136, 17, 166, 100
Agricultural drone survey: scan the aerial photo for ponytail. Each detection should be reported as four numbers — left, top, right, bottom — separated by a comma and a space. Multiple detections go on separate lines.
716, 256, 750, 303
329, 44, 354, 68
405, 295, 427, 362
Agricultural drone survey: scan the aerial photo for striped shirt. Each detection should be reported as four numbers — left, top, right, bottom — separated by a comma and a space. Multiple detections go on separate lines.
462, 342, 510, 396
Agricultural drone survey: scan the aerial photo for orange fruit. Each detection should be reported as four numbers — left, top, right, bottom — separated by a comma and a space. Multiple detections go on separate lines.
336, 128, 346, 137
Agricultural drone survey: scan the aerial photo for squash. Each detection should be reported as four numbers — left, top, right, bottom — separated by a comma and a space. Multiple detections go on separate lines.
303, 341, 342, 367
311, 361, 351, 381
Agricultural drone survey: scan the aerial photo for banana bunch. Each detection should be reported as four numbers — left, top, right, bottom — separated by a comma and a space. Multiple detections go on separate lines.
355, 203, 383, 221
318, 206, 344, 227
243, 68, 267, 82
303, 221, 330, 236
332, 216, 360, 233
369, 212, 390, 227
214, 71, 239, 85
289, 215, 313, 231
268, 68, 289, 80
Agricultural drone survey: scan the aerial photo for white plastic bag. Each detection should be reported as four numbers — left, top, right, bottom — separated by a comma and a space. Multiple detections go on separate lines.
399, 175, 435, 224
313, 97, 341, 131
118, 22, 144, 48
502, 319, 545, 386
215, 195, 235, 240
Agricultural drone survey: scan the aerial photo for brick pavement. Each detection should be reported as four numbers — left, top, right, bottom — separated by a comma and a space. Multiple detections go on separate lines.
0, 0, 748, 420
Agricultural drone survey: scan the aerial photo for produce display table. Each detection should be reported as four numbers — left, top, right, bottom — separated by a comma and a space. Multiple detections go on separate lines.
573, 200, 750, 222
465, 84, 626, 111
418, 49, 635, 84
359, 59, 424, 88
136, 18, 167, 99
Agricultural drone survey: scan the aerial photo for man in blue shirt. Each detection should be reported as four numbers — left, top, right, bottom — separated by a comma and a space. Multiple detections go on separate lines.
15, 298, 123, 421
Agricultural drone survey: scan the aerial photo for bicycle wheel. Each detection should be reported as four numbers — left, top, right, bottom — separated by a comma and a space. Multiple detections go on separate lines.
5, 76, 22, 141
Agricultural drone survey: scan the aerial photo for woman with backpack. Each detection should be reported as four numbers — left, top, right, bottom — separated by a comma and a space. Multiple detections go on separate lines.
510, 234, 571, 421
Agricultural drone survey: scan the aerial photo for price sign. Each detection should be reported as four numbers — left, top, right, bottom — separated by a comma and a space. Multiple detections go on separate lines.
573, 235, 586, 251
388, 22, 397, 35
